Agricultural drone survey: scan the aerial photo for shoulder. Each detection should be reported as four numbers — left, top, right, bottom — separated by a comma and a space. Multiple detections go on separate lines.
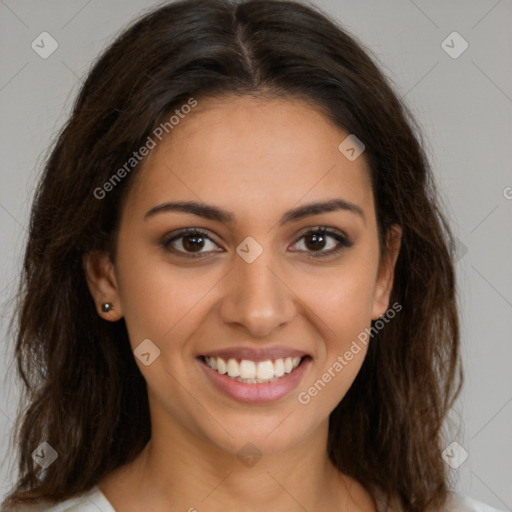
5, 486, 115, 512
443, 492, 506, 512
375, 490, 506, 512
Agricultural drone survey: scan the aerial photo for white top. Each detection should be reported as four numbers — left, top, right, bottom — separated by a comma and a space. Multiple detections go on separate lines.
9, 485, 506, 512
9, 486, 114, 511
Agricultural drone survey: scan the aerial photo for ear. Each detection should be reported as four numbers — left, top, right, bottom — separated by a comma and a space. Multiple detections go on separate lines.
371, 225, 402, 320
82, 250, 123, 321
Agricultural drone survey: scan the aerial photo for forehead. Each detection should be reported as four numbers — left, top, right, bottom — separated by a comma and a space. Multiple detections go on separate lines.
124, 95, 374, 224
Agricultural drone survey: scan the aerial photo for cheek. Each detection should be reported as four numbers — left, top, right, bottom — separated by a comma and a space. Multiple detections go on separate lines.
304, 259, 378, 334
296, 250, 378, 395
114, 237, 216, 348
295, 266, 376, 412
121, 274, 212, 348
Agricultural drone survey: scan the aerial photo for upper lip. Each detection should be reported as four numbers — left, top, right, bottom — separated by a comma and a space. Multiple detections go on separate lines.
199, 345, 311, 362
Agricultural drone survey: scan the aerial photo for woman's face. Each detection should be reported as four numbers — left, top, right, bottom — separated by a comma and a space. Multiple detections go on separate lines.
87, 95, 400, 457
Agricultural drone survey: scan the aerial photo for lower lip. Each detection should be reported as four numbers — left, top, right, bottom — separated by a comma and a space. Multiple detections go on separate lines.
197, 357, 311, 404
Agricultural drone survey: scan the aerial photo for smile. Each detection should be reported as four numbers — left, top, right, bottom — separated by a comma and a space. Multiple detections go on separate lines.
197, 346, 312, 403
202, 355, 304, 383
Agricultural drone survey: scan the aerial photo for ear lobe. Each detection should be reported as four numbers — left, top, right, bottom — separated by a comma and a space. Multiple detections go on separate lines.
82, 250, 123, 321
371, 225, 402, 320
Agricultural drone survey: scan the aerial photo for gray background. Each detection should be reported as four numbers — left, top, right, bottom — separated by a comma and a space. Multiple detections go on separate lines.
1, 0, 511, 508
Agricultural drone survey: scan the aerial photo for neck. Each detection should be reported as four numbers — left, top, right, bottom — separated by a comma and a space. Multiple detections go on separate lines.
99, 407, 377, 512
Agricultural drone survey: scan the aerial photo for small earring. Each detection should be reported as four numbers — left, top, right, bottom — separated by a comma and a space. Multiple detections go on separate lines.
101, 302, 113, 313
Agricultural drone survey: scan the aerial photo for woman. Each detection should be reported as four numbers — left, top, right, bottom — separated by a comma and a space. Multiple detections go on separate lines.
1, 0, 501, 511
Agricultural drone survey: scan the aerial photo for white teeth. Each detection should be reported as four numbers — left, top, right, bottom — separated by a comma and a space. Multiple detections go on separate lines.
274, 358, 285, 377
256, 360, 274, 380
204, 355, 303, 383
239, 360, 256, 379
217, 357, 227, 375
227, 358, 240, 377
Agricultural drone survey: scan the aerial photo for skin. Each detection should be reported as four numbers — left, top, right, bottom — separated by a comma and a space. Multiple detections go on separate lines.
84, 95, 401, 512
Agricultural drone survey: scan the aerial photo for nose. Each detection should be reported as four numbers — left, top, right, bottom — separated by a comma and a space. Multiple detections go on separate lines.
219, 246, 297, 337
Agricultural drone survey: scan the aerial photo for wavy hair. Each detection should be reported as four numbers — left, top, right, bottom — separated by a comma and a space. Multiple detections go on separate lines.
2, 0, 462, 510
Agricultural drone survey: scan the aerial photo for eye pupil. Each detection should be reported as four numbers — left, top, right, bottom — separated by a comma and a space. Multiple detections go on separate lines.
305, 233, 325, 251
183, 233, 204, 252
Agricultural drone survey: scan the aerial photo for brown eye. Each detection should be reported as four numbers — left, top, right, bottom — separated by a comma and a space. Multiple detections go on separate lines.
181, 233, 205, 252
162, 229, 222, 257
303, 232, 328, 251
291, 227, 353, 258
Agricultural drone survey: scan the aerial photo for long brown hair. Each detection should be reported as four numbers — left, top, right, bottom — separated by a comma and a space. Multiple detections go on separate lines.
2, 0, 462, 510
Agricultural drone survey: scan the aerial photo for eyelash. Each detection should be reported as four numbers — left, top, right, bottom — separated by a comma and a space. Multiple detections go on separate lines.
161, 226, 353, 259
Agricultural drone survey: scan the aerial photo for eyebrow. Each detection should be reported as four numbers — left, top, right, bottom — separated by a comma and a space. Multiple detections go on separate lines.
144, 198, 365, 226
